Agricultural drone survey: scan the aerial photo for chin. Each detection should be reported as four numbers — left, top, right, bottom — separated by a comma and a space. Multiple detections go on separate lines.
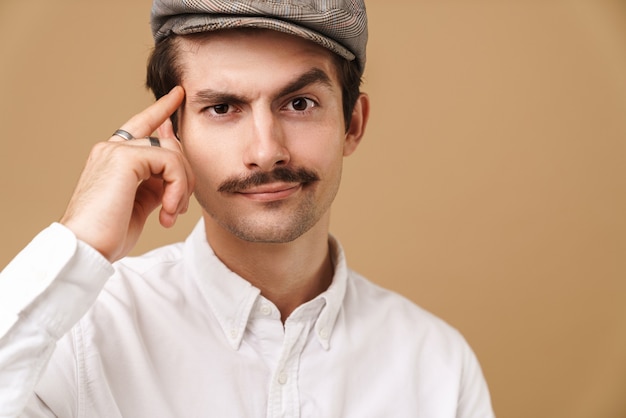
227, 220, 313, 244
213, 207, 321, 244
201, 188, 332, 244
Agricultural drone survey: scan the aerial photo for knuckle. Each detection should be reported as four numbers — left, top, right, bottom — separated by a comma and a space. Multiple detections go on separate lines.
90, 141, 133, 165
91, 141, 110, 154
88, 141, 114, 161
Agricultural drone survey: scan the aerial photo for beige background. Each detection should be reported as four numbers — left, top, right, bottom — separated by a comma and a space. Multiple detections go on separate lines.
1, 1, 625, 417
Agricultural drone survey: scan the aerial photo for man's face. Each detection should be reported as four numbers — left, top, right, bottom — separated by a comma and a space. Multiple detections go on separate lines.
176, 29, 362, 243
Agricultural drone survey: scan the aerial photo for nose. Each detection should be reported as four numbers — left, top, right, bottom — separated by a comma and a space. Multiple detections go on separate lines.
242, 109, 290, 171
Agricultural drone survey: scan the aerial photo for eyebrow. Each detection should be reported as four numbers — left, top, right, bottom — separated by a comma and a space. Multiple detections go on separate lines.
188, 67, 335, 106
276, 67, 334, 99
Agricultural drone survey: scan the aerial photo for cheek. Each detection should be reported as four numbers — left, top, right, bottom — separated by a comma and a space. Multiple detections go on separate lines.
180, 118, 240, 182
285, 119, 345, 158
294, 138, 345, 174
182, 138, 234, 192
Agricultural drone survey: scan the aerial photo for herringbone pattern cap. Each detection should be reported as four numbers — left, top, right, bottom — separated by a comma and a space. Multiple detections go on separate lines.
151, 0, 368, 71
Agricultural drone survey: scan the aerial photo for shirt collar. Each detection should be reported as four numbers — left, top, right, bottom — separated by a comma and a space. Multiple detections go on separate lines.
184, 220, 260, 350
184, 219, 348, 351
314, 235, 348, 350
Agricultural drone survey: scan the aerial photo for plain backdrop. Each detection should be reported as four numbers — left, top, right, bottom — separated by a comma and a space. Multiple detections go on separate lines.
1, 1, 625, 417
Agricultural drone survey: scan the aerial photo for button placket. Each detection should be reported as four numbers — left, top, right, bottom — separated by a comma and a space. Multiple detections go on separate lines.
260, 303, 272, 316
266, 320, 312, 418
277, 371, 288, 385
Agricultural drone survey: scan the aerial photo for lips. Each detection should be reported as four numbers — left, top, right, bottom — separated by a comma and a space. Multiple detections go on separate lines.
236, 182, 302, 201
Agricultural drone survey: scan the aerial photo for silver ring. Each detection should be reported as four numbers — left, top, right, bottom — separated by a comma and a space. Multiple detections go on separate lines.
148, 137, 161, 148
112, 129, 134, 141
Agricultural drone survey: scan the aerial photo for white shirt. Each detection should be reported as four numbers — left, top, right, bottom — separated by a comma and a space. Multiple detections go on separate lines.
0, 220, 494, 417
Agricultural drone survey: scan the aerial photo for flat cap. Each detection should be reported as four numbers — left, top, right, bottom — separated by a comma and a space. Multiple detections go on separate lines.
151, 0, 368, 72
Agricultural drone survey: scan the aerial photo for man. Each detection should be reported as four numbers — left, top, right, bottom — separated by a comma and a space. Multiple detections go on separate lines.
0, 1, 494, 416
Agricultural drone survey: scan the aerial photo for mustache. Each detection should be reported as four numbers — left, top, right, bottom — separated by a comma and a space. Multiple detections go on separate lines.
218, 167, 320, 193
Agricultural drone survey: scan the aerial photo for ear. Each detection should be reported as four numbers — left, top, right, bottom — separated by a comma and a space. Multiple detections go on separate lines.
343, 93, 370, 157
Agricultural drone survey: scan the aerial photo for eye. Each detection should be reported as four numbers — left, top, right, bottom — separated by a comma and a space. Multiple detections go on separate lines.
210, 104, 230, 115
287, 97, 317, 112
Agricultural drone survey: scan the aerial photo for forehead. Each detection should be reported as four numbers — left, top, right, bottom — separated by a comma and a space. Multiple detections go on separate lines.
173, 28, 341, 86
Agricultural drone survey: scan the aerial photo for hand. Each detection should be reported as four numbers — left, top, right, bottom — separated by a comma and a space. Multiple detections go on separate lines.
60, 87, 195, 262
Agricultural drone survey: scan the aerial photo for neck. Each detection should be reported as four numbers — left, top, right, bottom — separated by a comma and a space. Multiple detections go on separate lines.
203, 212, 334, 321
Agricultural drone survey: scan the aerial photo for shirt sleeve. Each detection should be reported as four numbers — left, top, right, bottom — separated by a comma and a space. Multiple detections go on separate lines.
0, 223, 114, 417
457, 340, 496, 418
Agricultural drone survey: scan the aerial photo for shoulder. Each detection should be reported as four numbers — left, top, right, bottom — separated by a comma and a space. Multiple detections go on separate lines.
344, 269, 468, 348
86, 241, 188, 318
114, 241, 186, 277
345, 269, 445, 322
338, 271, 494, 417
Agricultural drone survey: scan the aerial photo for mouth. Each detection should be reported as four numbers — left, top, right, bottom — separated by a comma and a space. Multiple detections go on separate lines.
236, 182, 303, 201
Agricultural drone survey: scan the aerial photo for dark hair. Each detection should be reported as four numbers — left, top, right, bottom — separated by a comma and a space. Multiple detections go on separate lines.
146, 32, 363, 133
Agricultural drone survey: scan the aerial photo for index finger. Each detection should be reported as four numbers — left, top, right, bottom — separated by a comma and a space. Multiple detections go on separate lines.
115, 86, 185, 140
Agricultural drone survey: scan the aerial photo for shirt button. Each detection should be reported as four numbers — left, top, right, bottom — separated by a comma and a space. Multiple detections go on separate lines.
260, 304, 272, 316
319, 328, 329, 340
278, 372, 288, 385
229, 329, 238, 340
